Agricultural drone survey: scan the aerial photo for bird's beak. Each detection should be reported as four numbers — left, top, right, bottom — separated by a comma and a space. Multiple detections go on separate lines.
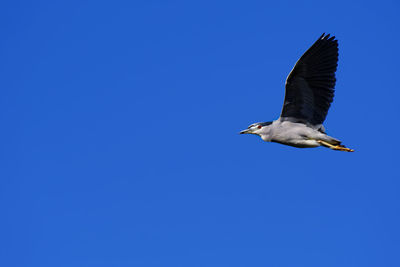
239, 129, 251, 134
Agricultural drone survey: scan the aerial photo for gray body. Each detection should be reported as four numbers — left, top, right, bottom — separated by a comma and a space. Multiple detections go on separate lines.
252, 119, 339, 148
240, 33, 353, 151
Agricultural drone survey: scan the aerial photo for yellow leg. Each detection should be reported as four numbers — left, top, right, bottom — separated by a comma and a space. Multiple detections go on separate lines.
317, 140, 354, 152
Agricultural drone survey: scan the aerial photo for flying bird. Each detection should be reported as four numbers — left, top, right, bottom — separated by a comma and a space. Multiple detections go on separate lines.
240, 33, 354, 152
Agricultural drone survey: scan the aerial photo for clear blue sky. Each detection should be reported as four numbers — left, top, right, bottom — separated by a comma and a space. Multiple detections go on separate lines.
1, 1, 399, 267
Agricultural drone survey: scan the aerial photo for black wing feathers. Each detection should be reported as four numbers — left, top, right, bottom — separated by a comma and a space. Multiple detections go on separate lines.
281, 33, 338, 125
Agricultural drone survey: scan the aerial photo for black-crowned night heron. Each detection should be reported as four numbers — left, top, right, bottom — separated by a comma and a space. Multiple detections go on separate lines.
240, 33, 354, 152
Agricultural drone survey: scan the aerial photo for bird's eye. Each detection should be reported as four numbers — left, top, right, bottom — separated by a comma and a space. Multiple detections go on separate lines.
257, 125, 262, 129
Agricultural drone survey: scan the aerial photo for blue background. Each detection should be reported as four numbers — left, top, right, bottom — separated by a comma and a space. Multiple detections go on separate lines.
1, 1, 399, 266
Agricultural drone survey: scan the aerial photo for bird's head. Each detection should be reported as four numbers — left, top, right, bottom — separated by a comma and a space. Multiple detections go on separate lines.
240, 121, 273, 140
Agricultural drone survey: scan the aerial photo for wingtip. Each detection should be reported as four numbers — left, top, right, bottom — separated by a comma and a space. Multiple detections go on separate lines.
319, 33, 337, 42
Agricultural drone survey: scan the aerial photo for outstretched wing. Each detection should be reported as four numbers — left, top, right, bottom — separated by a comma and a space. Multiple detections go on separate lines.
280, 33, 338, 126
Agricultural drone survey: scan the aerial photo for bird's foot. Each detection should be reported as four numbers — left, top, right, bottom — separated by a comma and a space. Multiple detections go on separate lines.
317, 140, 354, 152
331, 145, 354, 152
